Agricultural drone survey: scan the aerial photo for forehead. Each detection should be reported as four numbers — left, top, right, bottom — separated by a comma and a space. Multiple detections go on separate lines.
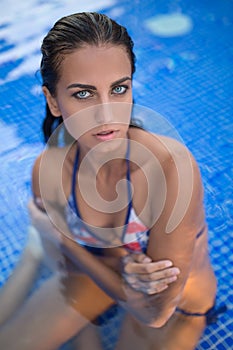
58, 45, 132, 85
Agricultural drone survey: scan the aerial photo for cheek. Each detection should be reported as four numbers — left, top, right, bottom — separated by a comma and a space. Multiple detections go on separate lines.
63, 107, 96, 139
58, 100, 81, 119
63, 102, 132, 140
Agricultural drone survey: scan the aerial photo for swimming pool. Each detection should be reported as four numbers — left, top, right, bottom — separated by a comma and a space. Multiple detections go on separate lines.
0, 0, 232, 349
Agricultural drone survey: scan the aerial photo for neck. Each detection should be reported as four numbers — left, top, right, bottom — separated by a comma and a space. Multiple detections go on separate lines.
78, 138, 129, 178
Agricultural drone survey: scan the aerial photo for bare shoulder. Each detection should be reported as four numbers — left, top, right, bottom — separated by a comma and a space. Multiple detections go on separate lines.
32, 144, 76, 203
128, 127, 199, 173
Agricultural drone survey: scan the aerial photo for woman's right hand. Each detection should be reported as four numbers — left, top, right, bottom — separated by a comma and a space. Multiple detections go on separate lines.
28, 199, 64, 271
28, 199, 66, 246
122, 253, 180, 295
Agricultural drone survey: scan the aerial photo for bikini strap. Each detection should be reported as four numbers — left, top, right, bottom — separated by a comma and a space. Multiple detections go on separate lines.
124, 139, 133, 226
70, 140, 132, 225
176, 302, 227, 325
70, 146, 81, 217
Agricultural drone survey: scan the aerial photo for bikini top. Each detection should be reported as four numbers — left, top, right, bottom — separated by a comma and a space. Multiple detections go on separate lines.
65, 142, 150, 254
65, 142, 206, 254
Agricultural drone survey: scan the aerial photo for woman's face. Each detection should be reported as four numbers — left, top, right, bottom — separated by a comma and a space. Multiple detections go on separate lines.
45, 44, 133, 150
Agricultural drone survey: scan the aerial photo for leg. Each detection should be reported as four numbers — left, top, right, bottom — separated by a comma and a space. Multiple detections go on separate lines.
0, 227, 43, 326
115, 311, 206, 350
72, 323, 103, 350
0, 271, 113, 350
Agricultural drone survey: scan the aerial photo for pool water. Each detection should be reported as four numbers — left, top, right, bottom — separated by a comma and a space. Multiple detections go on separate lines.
0, 0, 232, 349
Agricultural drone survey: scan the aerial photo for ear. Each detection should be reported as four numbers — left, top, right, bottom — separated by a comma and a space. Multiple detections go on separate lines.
42, 86, 61, 117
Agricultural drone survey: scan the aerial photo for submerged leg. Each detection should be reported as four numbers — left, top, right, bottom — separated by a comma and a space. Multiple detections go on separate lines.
72, 323, 103, 350
115, 311, 206, 350
0, 271, 113, 350
0, 227, 43, 326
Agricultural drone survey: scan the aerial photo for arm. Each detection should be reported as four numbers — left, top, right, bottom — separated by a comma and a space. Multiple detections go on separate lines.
31, 142, 201, 326
29, 196, 181, 324
135, 138, 206, 327
59, 233, 181, 324
31, 152, 126, 298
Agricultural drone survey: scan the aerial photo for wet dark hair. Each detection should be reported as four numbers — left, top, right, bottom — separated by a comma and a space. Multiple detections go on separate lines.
40, 12, 136, 143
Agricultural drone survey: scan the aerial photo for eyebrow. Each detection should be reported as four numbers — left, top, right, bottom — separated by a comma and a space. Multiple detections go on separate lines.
67, 76, 132, 90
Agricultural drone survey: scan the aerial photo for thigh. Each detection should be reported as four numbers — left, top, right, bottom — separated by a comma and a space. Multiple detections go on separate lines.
0, 272, 113, 350
115, 311, 206, 350
72, 323, 103, 350
60, 271, 114, 320
0, 273, 86, 350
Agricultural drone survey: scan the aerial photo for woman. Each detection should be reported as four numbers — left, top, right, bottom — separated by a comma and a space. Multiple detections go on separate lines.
0, 12, 218, 350
35, 11, 218, 349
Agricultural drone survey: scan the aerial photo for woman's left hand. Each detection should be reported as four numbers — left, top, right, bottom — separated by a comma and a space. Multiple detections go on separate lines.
122, 253, 180, 295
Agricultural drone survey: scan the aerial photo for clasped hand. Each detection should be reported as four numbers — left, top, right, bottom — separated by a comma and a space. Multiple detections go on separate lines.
122, 253, 180, 295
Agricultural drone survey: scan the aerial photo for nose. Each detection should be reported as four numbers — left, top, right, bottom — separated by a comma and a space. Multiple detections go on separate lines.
95, 102, 114, 124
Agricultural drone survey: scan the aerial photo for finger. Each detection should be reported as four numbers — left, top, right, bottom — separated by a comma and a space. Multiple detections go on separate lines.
123, 270, 178, 293
136, 267, 180, 282
131, 253, 152, 264
147, 284, 168, 295
146, 278, 176, 294
124, 260, 174, 274
121, 253, 149, 266
127, 273, 178, 291
147, 275, 178, 287
129, 281, 169, 295
123, 273, 137, 286
121, 254, 133, 265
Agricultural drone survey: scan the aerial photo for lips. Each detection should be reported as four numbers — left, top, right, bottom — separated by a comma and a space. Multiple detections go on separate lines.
97, 130, 114, 135
94, 129, 118, 141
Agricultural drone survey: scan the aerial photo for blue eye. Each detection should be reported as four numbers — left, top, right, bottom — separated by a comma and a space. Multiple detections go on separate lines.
112, 85, 128, 95
75, 90, 92, 99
